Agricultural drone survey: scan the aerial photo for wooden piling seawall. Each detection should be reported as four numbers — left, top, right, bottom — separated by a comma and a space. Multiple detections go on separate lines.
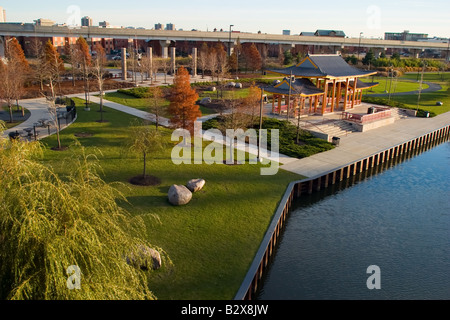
234, 124, 450, 300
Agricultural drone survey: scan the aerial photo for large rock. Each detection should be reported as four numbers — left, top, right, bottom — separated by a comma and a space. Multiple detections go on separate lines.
235, 83, 243, 89
126, 245, 162, 270
168, 185, 192, 206
186, 179, 206, 193
226, 82, 236, 88
200, 97, 212, 105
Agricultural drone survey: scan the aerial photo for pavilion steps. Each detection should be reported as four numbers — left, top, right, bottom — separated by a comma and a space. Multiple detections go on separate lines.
390, 108, 410, 121
313, 120, 358, 138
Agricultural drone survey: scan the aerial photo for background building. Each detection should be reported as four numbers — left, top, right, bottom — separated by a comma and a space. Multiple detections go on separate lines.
34, 18, 55, 26
315, 30, 346, 37
81, 16, 93, 27
99, 21, 110, 28
283, 30, 291, 36
155, 23, 162, 30
166, 23, 175, 31
385, 30, 428, 41
0, 6, 6, 23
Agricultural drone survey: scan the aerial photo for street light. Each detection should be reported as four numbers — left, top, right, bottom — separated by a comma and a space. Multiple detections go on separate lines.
358, 32, 363, 62
228, 25, 234, 57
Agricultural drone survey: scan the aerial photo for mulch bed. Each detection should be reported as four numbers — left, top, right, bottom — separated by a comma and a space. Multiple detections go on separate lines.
21, 79, 133, 99
129, 175, 161, 186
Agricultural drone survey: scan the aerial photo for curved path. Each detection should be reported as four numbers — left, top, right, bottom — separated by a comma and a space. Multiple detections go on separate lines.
368, 81, 442, 98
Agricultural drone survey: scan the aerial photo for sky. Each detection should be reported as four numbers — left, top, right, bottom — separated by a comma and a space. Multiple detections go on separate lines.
1, 0, 449, 39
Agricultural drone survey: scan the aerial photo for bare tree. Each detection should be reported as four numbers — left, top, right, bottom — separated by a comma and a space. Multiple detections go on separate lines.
159, 58, 171, 84
146, 87, 164, 130
64, 37, 77, 86
0, 38, 30, 123
198, 42, 209, 79
74, 37, 92, 110
40, 40, 65, 150
91, 43, 108, 122
206, 46, 219, 83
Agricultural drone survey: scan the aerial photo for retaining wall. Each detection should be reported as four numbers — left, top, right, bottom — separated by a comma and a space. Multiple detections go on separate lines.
234, 124, 450, 300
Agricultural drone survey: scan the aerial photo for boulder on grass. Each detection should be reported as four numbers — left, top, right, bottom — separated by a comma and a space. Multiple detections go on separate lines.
168, 185, 192, 206
126, 245, 162, 270
186, 179, 206, 193
235, 83, 243, 89
200, 97, 212, 105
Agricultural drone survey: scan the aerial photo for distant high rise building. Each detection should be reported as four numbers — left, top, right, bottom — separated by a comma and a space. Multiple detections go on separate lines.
282, 30, 291, 36
155, 23, 162, 30
0, 7, 6, 23
99, 21, 110, 28
166, 23, 175, 31
81, 16, 93, 27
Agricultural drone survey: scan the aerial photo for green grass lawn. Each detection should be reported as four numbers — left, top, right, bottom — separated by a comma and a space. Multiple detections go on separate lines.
199, 88, 251, 100
41, 98, 302, 300
400, 72, 450, 83
360, 77, 429, 94
104, 91, 218, 116
390, 84, 450, 115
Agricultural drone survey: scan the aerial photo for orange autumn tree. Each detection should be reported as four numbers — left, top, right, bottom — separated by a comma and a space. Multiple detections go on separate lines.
167, 66, 201, 133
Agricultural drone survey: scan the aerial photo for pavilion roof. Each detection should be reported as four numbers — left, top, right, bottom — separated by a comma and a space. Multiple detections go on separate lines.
262, 78, 324, 96
268, 54, 377, 79
350, 79, 379, 90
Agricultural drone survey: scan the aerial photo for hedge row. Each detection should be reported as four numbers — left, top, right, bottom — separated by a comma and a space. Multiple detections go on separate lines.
203, 116, 335, 159
362, 96, 437, 118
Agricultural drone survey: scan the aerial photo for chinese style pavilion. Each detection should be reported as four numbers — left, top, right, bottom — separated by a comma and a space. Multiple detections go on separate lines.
265, 54, 379, 116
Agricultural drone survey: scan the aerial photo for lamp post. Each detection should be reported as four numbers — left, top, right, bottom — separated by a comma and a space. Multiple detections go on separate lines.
357, 32, 363, 62
258, 88, 264, 162
446, 36, 450, 62
228, 25, 234, 57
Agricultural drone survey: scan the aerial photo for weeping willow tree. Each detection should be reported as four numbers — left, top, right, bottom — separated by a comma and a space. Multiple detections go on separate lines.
0, 130, 166, 300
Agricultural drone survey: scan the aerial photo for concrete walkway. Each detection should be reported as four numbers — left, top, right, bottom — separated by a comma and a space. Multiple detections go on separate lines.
2, 98, 76, 141
4, 89, 448, 180
281, 111, 450, 178
71, 93, 171, 127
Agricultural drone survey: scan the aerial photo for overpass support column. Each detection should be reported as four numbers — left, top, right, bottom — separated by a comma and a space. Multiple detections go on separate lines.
281, 43, 294, 53
411, 48, 424, 59
146, 47, 153, 80
0, 36, 5, 58
121, 48, 127, 81
192, 47, 198, 77
160, 40, 171, 58
373, 48, 385, 58
170, 47, 176, 75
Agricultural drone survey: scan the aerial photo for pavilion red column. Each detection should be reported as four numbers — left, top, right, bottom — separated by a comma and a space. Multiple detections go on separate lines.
331, 79, 337, 112
272, 95, 275, 113
322, 81, 328, 115
344, 78, 349, 111
336, 81, 342, 110
351, 78, 358, 108
278, 95, 282, 115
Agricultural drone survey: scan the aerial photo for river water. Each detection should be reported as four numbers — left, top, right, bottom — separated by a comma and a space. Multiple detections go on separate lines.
257, 142, 450, 300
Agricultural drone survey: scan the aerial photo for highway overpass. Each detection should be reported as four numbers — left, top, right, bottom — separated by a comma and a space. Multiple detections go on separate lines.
0, 22, 448, 56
